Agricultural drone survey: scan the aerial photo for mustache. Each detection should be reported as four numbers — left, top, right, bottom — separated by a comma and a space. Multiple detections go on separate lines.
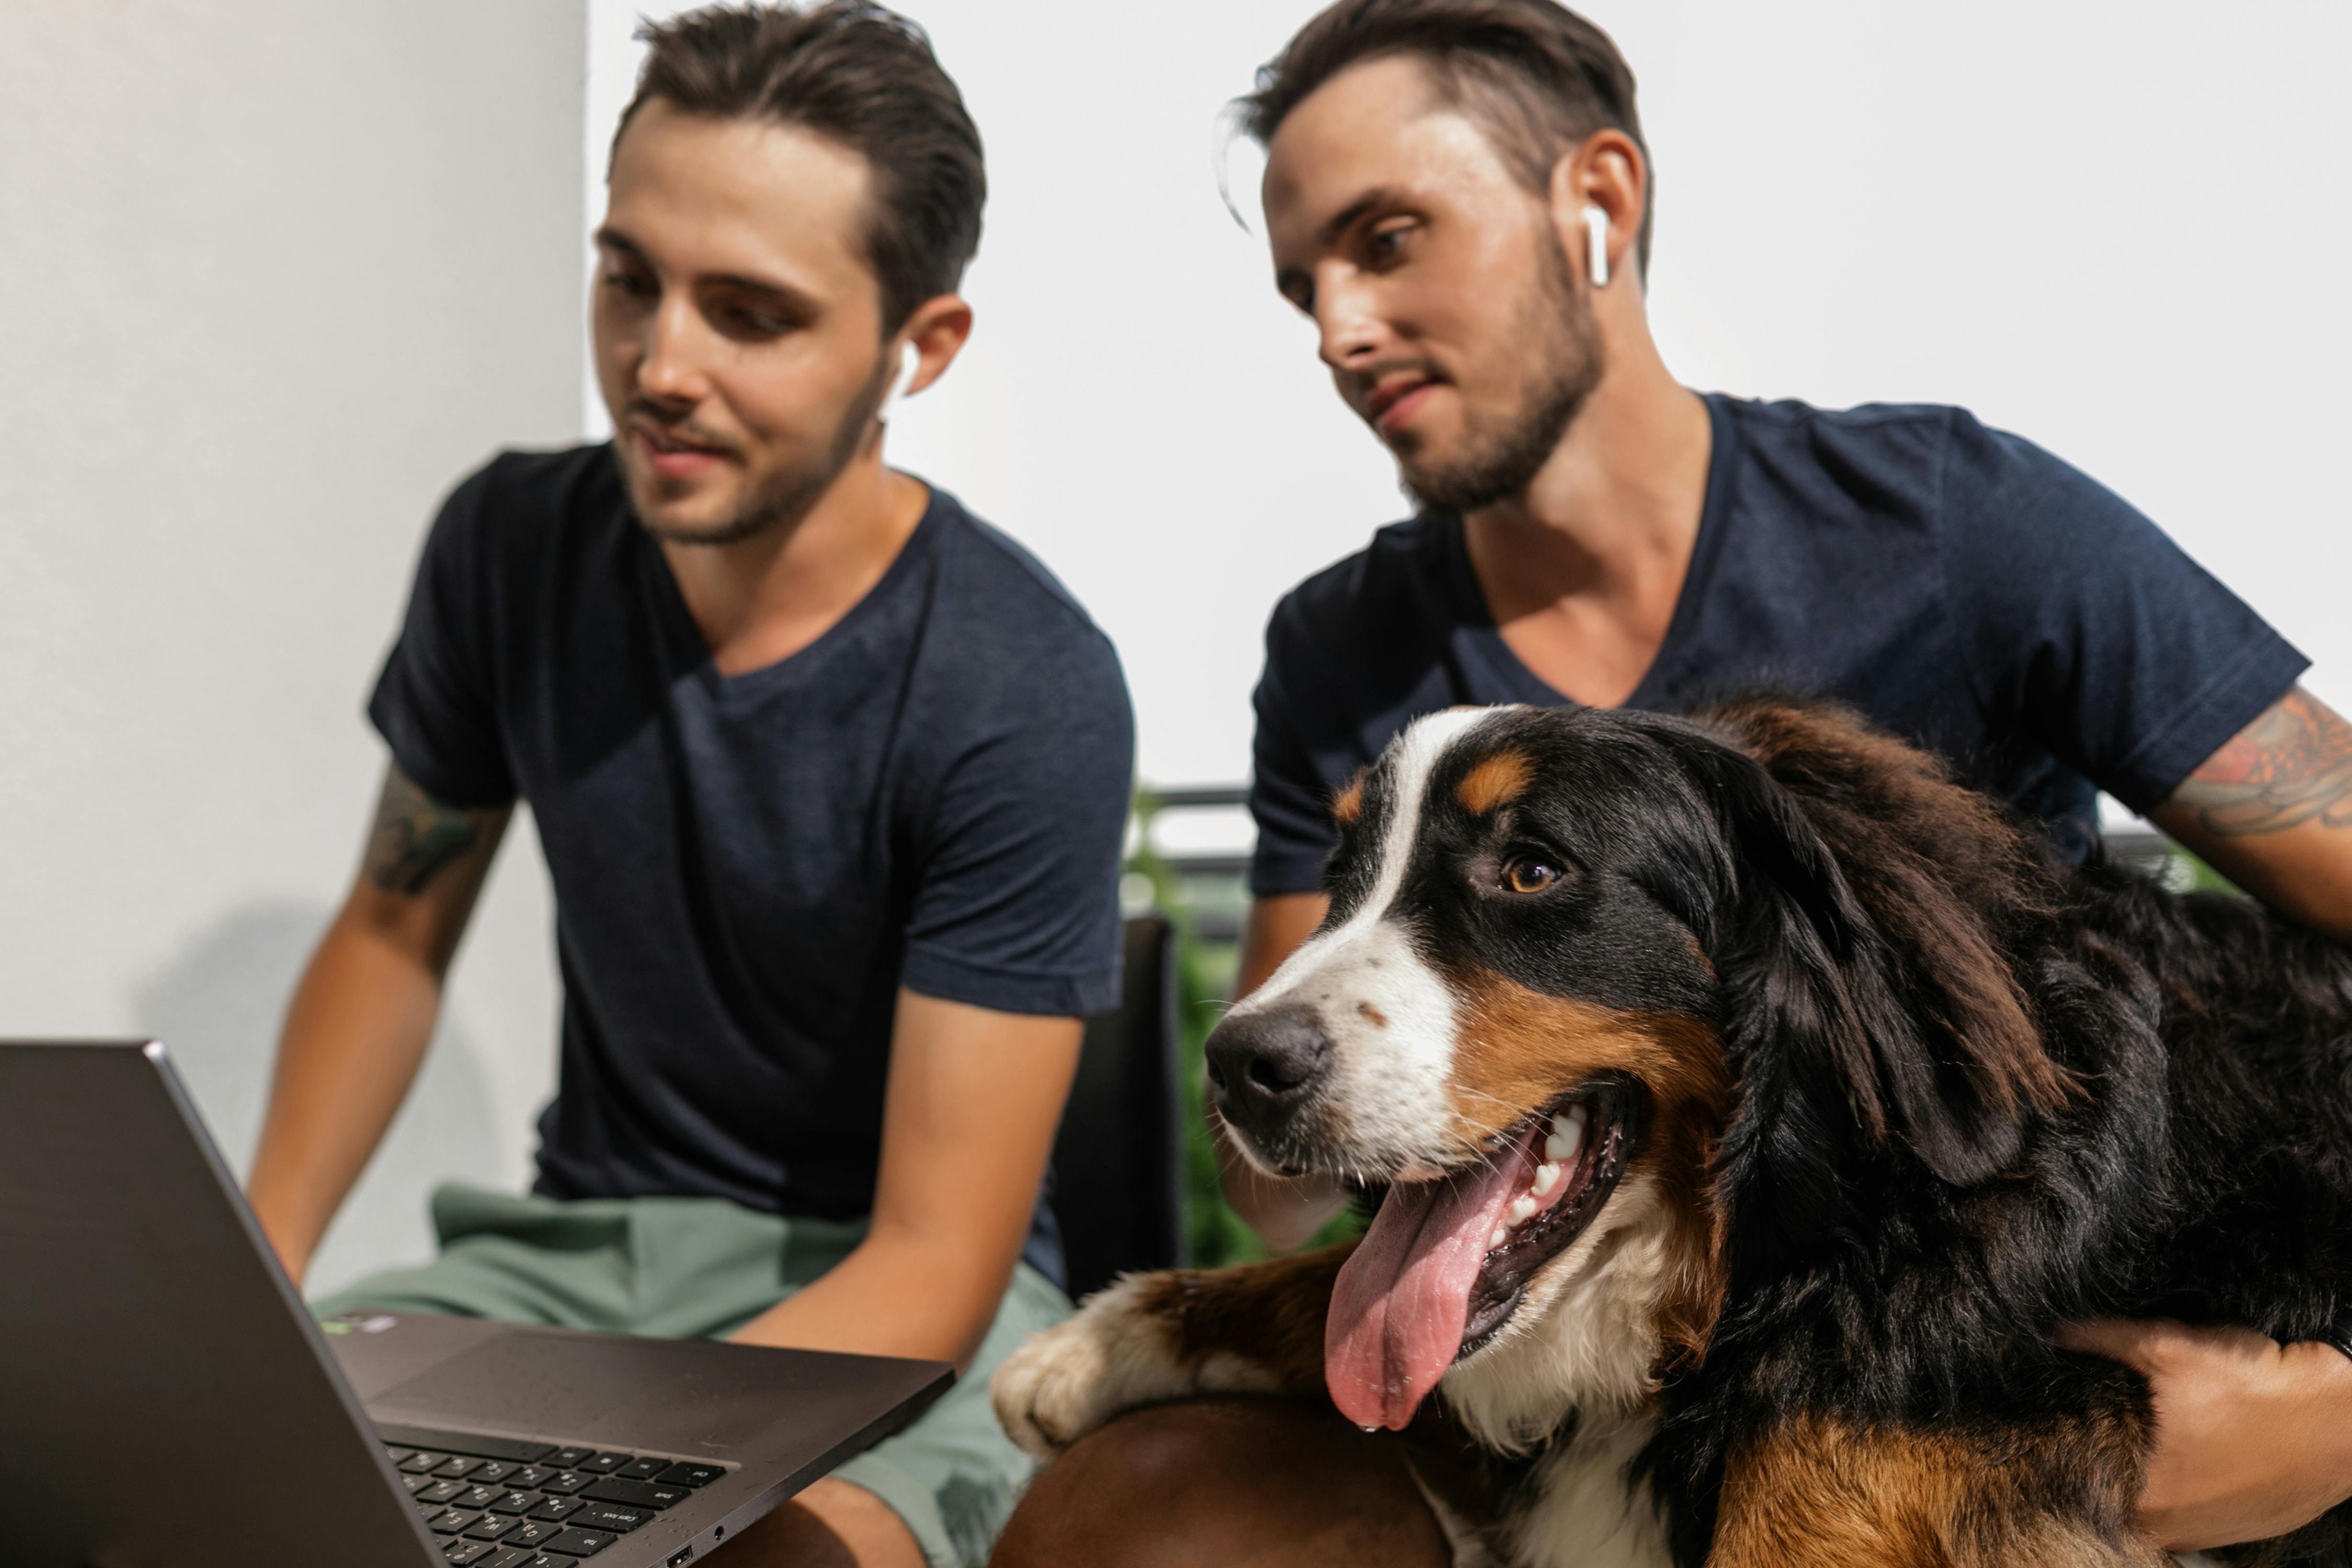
623, 401, 742, 458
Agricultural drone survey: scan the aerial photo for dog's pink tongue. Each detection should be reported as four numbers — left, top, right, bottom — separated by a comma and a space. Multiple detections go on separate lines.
1325, 1144, 1529, 1430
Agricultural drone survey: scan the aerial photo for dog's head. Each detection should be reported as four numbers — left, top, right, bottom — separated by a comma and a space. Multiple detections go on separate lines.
1206, 699, 2068, 1437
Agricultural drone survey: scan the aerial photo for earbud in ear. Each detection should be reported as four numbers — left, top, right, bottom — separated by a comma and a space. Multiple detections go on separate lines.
1581, 206, 1610, 290
877, 341, 919, 423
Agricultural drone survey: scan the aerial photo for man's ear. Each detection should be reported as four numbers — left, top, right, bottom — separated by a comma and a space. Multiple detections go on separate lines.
1548, 129, 1646, 292
894, 293, 973, 401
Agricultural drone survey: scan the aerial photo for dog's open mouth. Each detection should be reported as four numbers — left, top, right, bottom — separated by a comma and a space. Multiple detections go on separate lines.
1324, 1078, 1638, 1431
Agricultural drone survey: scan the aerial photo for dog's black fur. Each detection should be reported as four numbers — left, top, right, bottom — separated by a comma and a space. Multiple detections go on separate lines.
1610, 695, 2352, 1564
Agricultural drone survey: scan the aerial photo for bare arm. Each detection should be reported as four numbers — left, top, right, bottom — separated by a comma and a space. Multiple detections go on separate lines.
728, 990, 1081, 1373
1215, 892, 1350, 1252
2069, 684, 2352, 1544
247, 764, 509, 1286
2149, 684, 2352, 942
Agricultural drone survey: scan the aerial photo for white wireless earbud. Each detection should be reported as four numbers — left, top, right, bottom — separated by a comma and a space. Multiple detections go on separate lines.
877, 341, 919, 423
1582, 206, 1611, 289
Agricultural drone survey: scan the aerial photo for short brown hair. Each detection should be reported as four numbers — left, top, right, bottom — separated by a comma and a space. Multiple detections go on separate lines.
1240, 0, 1653, 275
618, 2, 985, 332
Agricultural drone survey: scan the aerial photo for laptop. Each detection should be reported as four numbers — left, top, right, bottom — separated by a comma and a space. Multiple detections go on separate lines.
0, 1040, 955, 1568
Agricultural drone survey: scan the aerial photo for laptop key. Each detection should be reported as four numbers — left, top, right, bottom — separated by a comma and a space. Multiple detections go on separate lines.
542, 1528, 617, 1557
467, 1515, 523, 1541
428, 1508, 483, 1534
420, 1480, 467, 1506
544, 1448, 592, 1468
577, 1453, 631, 1474
510, 1465, 553, 1488
568, 1504, 648, 1534
539, 1471, 592, 1495
584, 1479, 688, 1511
443, 1542, 495, 1565
490, 1490, 538, 1515
401, 1452, 449, 1474
386, 1447, 417, 1463
458, 1484, 505, 1510
404, 1475, 438, 1495
505, 1521, 562, 1549
615, 1457, 668, 1481
528, 1497, 585, 1522
472, 1461, 515, 1485
435, 1457, 487, 1480
656, 1463, 723, 1488
375, 1424, 556, 1465
479, 1551, 532, 1568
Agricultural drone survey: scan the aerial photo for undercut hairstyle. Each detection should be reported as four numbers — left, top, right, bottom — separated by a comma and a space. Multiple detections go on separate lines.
1240, 0, 1654, 275
619, 1, 985, 332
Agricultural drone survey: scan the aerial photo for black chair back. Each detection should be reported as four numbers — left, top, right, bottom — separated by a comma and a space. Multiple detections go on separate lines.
1050, 915, 1187, 1300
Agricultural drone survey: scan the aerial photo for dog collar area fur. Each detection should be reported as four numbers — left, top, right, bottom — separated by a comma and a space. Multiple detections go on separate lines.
2329, 1307, 2352, 1365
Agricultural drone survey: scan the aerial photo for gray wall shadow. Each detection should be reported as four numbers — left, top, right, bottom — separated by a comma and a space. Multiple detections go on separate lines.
130, 898, 507, 1296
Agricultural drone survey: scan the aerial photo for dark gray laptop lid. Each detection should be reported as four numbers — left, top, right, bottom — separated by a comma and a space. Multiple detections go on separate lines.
0, 1040, 440, 1568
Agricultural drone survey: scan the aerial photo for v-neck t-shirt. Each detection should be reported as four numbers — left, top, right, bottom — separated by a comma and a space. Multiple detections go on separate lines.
368, 444, 1134, 1279
1247, 394, 2306, 895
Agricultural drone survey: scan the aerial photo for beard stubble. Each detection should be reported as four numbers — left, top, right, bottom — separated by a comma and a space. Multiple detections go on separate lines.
626, 343, 898, 548
1397, 231, 1603, 517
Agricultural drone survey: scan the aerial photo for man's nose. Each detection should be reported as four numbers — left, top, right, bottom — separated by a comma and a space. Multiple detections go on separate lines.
1315, 273, 1383, 372
1204, 1003, 1333, 1146
638, 298, 713, 403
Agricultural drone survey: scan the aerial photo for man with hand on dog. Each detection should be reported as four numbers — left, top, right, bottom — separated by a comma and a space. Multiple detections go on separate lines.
993, 0, 2352, 1562
244, 7, 1131, 1567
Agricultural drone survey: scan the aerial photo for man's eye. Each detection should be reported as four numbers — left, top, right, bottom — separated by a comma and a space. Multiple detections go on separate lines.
1499, 855, 1562, 895
1364, 221, 1415, 264
604, 270, 655, 298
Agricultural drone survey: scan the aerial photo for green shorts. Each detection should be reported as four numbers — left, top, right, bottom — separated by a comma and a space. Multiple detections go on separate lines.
314, 1182, 1070, 1568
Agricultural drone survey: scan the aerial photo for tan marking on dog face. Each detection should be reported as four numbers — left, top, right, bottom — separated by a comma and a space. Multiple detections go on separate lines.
1329, 772, 1366, 828
1358, 1001, 1389, 1028
1455, 749, 1534, 817
1448, 973, 1732, 1363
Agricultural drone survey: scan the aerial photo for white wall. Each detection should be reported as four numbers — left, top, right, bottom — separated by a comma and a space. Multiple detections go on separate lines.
594, 0, 2352, 796
0, 1, 584, 1293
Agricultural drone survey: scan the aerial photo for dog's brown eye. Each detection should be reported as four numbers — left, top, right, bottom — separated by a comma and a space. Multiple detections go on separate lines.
1500, 855, 1562, 895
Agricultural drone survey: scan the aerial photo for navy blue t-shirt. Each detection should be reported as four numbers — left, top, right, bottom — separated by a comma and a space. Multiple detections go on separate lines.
371, 445, 1134, 1281
1251, 395, 2306, 893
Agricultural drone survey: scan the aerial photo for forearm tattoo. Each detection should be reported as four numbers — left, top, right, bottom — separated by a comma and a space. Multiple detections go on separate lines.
365, 767, 482, 894
2170, 687, 2352, 837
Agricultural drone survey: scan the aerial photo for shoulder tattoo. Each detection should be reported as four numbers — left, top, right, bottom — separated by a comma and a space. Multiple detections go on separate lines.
2170, 687, 2352, 837
365, 768, 483, 894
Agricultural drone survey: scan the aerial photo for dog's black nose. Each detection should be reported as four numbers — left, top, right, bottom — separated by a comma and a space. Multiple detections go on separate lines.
1204, 1005, 1332, 1144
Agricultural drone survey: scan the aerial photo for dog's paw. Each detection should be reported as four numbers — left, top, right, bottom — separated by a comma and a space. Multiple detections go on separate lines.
991, 1275, 1200, 1460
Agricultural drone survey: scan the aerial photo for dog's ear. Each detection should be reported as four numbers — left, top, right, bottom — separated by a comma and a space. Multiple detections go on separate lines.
1675, 736, 2067, 1235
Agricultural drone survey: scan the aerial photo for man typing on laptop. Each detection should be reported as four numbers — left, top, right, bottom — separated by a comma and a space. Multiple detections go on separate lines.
243, 7, 1132, 1567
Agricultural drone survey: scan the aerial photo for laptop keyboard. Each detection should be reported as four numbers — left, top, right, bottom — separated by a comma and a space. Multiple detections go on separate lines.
377, 1422, 730, 1564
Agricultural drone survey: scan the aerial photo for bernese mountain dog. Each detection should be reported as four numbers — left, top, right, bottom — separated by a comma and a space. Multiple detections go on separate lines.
993, 695, 2352, 1567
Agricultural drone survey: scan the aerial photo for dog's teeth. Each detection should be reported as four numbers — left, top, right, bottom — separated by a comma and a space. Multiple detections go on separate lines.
1490, 1226, 1509, 1249
1547, 1110, 1585, 1163
1531, 1161, 1560, 1197
1507, 1194, 1537, 1225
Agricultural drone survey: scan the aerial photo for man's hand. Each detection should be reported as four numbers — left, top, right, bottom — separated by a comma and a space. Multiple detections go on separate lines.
2057, 1317, 2352, 1550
